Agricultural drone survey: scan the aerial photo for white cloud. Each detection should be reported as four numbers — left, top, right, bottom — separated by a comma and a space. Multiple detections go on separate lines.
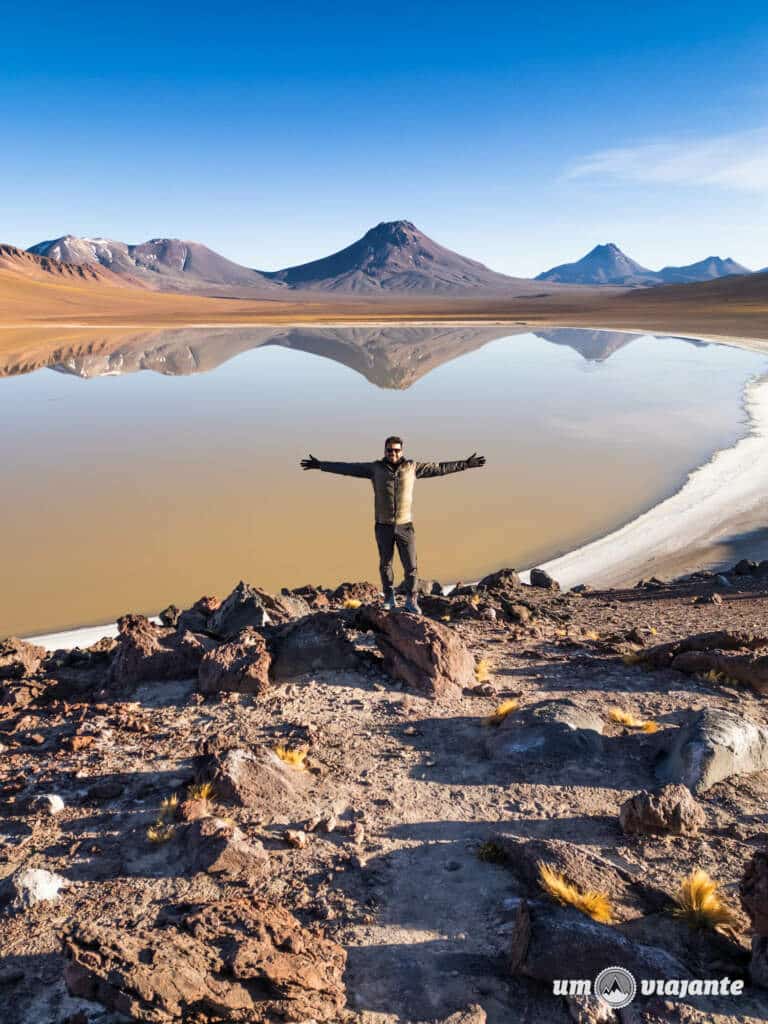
568, 128, 768, 192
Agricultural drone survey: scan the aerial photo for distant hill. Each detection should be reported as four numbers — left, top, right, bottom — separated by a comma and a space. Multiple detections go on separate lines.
537, 244, 752, 287
27, 236, 283, 295
657, 256, 750, 285
0, 243, 128, 287
263, 220, 551, 294
536, 244, 659, 286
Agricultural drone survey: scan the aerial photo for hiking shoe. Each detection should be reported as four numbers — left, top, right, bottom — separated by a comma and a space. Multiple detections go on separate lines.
383, 591, 397, 612
404, 595, 422, 615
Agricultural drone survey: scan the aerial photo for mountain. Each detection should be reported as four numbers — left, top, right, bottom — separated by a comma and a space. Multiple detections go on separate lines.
536, 244, 660, 286
533, 328, 640, 362
27, 236, 283, 295
657, 256, 750, 284
537, 244, 752, 287
0, 243, 128, 287
262, 220, 547, 294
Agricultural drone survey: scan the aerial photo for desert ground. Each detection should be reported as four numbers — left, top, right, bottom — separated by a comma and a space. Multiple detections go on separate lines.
4, 567, 768, 1022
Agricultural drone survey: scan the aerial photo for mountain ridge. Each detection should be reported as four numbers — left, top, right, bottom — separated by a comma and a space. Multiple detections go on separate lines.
537, 243, 752, 287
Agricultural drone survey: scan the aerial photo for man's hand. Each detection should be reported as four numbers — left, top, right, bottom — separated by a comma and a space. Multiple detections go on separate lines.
466, 452, 486, 469
301, 454, 321, 470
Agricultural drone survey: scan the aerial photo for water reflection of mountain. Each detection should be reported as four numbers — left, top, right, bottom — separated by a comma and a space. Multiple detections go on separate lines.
37, 325, 522, 390
2, 325, 701, 390
533, 328, 641, 362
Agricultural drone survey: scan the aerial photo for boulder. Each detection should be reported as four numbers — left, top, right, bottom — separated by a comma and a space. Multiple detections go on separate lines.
208, 582, 272, 637
490, 834, 662, 921
619, 784, 705, 836
195, 745, 311, 822
158, 604, 180, 627
508, 899, 690, 986
637, 630, 768, 670
672, 649, 768, 697
30, 793, 66, 817
742, 848, 768, 937
109, 615, 213, 687
288, 584, 331, 610
358, 606, 473, 698
269, 612, 360, 681
657, 708, 768, 794
177, 595, 221, 633
198, 628, 271, 695
183, 817, 268, 882
486, 699, 603, 764
0, 637, 46, 680
742, 848, 768, 987
63, 898, 347, 1022
529, 568, 560, 591
477, 567, 522, 594
330, 580, 380, 604
10, 867, 68, 910
733, 559, 758, 576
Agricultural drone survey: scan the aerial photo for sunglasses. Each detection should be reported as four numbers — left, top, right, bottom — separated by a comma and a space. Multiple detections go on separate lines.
386, 447, 402, 453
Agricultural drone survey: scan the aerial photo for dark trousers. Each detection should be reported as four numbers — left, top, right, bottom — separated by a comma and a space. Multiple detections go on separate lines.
375, 522, 417, 596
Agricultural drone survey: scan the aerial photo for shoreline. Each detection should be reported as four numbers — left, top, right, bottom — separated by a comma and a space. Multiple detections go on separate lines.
16, 327, 768, 650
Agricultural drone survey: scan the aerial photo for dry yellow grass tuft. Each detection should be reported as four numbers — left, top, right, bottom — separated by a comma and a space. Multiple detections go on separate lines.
160, 794, 179, 816
274, 744, 309, 770
584, 630, 600, 641
469, 594, 481, 608
343, 598, 362, 609
609, 707, 659, 732
672, 869, 740, 932
485, 698, 519, 726
188, 781, 215, 802
538, 862, 613, 923
609, 707, 645, 728
147, 821, 175, 843
474, 659, 491, 683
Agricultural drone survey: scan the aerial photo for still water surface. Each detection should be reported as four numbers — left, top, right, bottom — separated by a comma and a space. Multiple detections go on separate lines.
1, 325, 765, 636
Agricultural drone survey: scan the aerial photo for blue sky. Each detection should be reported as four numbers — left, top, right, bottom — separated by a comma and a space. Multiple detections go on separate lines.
2, 1, 767, 276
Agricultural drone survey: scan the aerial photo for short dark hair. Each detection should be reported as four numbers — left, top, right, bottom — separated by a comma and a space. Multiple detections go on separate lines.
385, 436, 403, 448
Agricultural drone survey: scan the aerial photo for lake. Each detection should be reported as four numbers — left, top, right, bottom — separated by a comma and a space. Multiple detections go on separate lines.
1, 324, 766, 637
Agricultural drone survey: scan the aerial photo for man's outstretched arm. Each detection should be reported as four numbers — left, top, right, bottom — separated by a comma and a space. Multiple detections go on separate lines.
415, 453, 486, 478
300, 454, 374, 478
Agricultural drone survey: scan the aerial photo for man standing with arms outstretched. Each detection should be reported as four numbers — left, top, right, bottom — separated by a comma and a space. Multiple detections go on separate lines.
301, 437, 486, 614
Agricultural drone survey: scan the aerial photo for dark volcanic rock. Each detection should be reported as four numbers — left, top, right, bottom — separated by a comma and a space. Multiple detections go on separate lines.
331, 580, 380, 604
177, 595, 220, 633
63, 898, 347, 1022
657, 707, 768, 794
198, 628, 271, 695
619, 784, 705, 836
529, 568, 560, 591
208, 582, 272, 637
184, 816, 269, 882
478, 568, 522, 593
195, 745, 311, 822
0, 637, 46, 680
109, 615, 212, 687
269, 612, 360, 681
486, 699, 603, 764
508, 899, 690, 986
358, 606, 473, 698
741, 848, 768, 987
491, 834, 661, 921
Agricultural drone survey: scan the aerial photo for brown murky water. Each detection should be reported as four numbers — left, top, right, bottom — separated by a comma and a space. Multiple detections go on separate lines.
1, 325, 765, 636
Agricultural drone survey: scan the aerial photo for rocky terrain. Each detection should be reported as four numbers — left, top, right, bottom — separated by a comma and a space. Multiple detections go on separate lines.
4, 564, 768, 1022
